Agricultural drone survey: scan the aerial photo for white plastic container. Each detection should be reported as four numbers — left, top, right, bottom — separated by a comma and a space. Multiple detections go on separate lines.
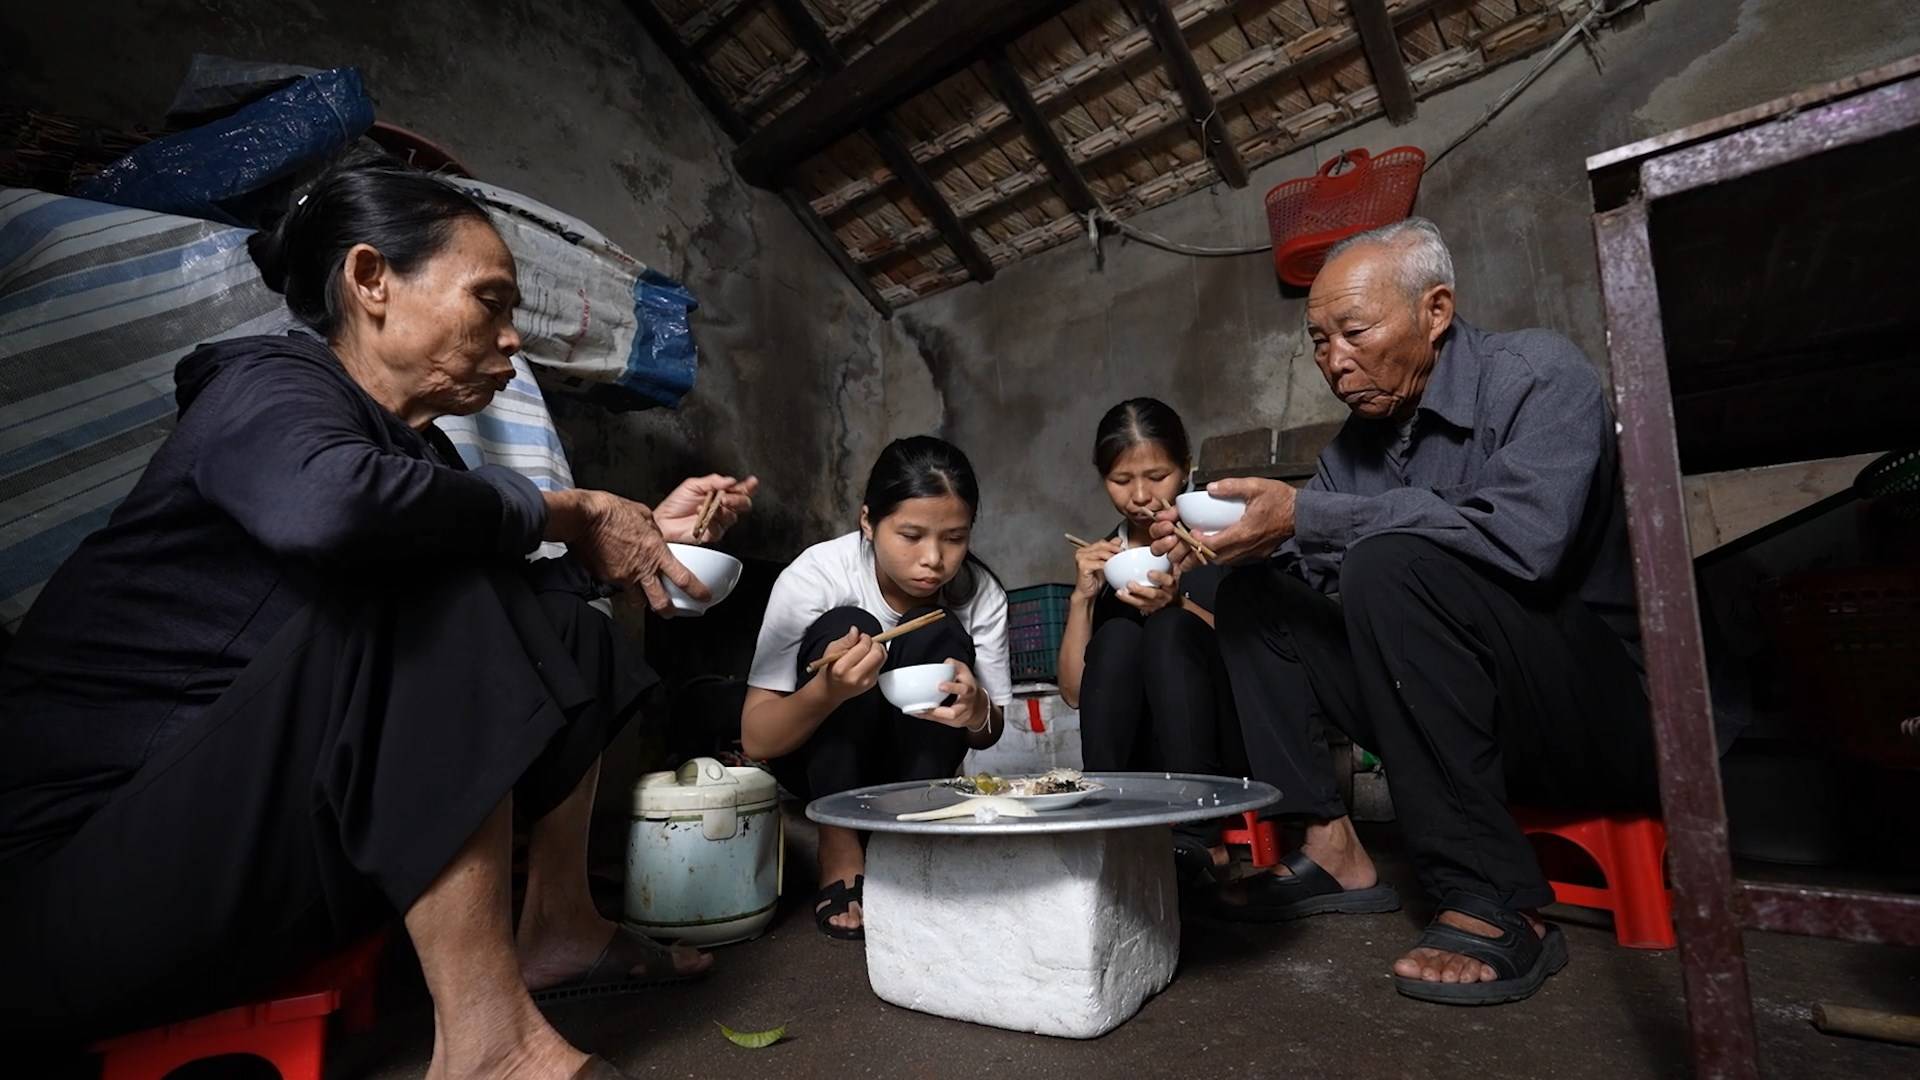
624, 757, 781, 946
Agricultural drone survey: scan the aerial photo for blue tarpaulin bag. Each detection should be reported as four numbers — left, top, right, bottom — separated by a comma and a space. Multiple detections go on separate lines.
75, 67, 374, 227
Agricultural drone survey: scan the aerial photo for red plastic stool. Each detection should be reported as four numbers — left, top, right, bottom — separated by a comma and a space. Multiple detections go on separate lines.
1512, 807, 1674, 950
93, 930, 389, 1080
1220, 810, 1282, 868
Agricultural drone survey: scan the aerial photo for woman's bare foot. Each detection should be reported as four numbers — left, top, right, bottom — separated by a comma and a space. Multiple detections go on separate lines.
517, 907, 710, 991
1261, 815, 1378, 890
426, 1017, 587, 1080
816, 823, 865, 932
1392, 909, 1548, 984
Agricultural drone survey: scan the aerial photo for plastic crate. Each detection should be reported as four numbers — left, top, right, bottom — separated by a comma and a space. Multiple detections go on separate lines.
1766, 566, 1920, 770
1007, 583, 1074, 683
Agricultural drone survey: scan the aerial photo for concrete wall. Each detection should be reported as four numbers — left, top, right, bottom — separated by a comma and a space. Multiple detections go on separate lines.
2, 0, 892, 559
872, 0, 1920, 585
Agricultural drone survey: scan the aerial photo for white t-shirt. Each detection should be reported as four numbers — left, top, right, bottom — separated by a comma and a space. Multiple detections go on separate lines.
748, 531, 1012, 706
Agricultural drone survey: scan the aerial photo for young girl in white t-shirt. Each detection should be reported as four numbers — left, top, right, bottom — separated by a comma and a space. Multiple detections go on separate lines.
741, 436, 1010, 940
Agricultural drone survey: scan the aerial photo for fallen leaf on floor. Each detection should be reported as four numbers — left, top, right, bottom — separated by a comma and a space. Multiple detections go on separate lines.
717, 1021, 787, 1049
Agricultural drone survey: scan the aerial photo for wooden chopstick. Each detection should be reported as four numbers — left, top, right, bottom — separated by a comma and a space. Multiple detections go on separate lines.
806, 609, 948, 673
1074, 527, 1215, 625
1072, 532, 1216, 624
1149, 498, 1218, 564
691, 490, 722, 541
1173, 522, 1217, 564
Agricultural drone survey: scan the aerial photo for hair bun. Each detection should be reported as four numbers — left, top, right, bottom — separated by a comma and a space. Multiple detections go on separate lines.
246, 226, 290, 294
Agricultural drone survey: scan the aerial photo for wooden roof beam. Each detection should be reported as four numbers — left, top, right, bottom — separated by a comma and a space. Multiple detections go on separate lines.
982, 48, 1100, 214
627, 0, 893, 316
771, 0, 994, 282
732, 0, 1084, 187
735, 0, 914, 118
803, 0, 1455, 216
683, 0, 758, 53
1140, 0, 1249, 188
840, 23, 1405, 258
1351, 0, 1417, 124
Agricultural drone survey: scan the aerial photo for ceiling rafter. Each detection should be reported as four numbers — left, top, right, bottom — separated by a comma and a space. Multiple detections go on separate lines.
733, 0, 918, 118
1140, 0, 1250, 187
731, 0, 1087, 186
682, 0, 758, 53
1351, 0, 1419, 123
769, 0, 994, 282
645, 0, 1632, 305
803, 0, 1454, 219
858, 5, 1579, 292
982, 48, 1101, 214
628, 0, 894, 316
837, 7, 1467, 262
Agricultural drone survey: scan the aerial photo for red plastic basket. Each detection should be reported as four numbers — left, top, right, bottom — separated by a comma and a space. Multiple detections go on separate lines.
1265, 146, 1427, 286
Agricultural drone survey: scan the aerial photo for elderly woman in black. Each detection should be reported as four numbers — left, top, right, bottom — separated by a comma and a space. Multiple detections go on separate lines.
0, 161, 752, 1080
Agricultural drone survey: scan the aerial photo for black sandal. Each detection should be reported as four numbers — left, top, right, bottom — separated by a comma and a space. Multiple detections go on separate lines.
528, 926, 709, 1004
1173, 837, 1229, 892
1391, 892, 1568, 1006
1207, 850, 1401, 922
812, 875, 865, 941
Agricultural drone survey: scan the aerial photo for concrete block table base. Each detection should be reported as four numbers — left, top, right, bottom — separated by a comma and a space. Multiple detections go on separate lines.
864, 824, 1177, 1039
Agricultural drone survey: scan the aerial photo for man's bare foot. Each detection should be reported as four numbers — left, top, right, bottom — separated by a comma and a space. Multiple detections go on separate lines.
1392, 908, 1547, 984
1262, 815, 1378, 891
426, 1009, 588, 1080
517, 912, 710, 991
816, 823, 865, 933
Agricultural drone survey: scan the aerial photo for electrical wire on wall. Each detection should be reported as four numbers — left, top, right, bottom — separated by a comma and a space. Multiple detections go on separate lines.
1092, 0, 1646, 260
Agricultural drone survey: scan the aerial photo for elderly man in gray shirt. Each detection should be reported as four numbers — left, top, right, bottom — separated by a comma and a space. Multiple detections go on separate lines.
1151, 217, 1655, 1007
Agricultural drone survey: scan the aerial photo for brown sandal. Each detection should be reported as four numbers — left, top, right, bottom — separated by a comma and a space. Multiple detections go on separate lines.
530, 926, 708, 1004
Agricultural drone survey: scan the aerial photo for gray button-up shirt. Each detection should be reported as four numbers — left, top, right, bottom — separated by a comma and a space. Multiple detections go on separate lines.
1284, 317, 1641, 666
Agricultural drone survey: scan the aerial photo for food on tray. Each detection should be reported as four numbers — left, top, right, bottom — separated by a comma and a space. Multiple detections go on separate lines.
942, 768, 1092, 797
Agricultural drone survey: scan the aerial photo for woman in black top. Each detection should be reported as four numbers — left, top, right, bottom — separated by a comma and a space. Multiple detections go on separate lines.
1055, 398, 1243, 880
0, 160, 748, 1080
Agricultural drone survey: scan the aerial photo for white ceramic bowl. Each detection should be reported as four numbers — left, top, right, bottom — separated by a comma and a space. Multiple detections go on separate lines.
663, 544, 743, 615
1175, 491, 1246, 533
1103, 546, 1171, 591
880, 662, 957, 715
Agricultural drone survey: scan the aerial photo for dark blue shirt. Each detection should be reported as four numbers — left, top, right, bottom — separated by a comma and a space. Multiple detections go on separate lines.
1285, 317, 1640, 662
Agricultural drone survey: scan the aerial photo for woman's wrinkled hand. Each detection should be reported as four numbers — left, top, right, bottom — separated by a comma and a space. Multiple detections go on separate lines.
564, 490, 708, 614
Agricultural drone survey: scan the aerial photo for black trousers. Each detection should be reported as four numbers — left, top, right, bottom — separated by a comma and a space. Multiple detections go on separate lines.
765, 607, 975, 803
1079, 565, 1244, 772
1216, 535, 1655, 910
0, 558, 651, 1046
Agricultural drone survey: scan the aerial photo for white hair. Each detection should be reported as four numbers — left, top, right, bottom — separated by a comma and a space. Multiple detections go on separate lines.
1324, 216, 1455, 301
